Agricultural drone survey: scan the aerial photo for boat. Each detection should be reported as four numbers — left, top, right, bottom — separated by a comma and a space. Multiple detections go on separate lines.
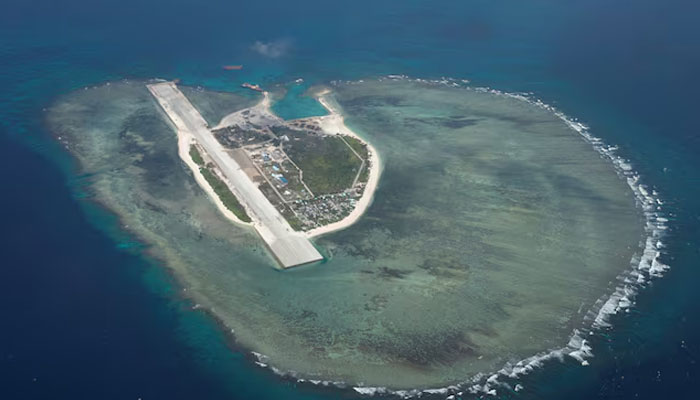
241, 82, 263, 92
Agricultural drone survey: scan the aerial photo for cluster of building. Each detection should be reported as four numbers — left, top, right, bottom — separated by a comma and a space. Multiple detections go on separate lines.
289, 189, 364, 229
247, 145, 309, 201
213, 108, 367, 232
244, 137, 366, 231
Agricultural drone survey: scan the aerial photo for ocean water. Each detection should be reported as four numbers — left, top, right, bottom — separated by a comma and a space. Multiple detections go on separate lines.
271, 80, 328, 120
1, 0, 698, 399
46, 77, 644, 389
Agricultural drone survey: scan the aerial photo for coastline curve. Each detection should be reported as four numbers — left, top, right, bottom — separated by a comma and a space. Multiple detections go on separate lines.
45, 76, 666, 395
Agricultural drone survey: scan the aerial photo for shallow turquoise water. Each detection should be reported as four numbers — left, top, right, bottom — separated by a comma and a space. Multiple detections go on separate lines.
47, 78, 643, 389
271, 81, 329, 120
2, 0, 698, 399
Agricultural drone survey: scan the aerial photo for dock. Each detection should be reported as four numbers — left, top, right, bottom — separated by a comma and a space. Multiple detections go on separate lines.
147, 81, 323, 268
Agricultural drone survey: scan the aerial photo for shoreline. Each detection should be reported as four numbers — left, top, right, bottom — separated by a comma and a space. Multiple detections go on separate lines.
149, 81, 322, 268
213, 91, 273, 130
302, 89, 382, 238
44, 77, 666, 395
176, 131, 254, 228
208, 87, 382, 239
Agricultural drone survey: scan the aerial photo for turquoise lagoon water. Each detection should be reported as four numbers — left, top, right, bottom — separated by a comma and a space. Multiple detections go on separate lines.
47, 77, 645, 390
1, 0, 698, 399
271, 80, 329, 120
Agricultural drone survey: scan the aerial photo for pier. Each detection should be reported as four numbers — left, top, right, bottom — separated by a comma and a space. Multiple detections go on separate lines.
147, 81, 323, 268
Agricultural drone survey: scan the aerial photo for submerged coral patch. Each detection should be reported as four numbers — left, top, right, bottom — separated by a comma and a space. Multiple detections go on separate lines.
47, 78, 648, 390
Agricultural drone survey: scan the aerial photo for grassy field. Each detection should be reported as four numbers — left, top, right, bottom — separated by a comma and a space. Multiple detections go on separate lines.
357, 163, 369, 183
341, 135, 369, 183
286, 134, 362, 195
342, 135, 368, 160
199, 167, 251, 223
189, 144, 205, 166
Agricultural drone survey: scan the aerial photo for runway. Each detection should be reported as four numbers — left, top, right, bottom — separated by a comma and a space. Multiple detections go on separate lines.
148, 81, 323, 268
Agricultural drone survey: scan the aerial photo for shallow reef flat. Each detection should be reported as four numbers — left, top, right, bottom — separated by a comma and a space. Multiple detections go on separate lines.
47, 79, 643, 389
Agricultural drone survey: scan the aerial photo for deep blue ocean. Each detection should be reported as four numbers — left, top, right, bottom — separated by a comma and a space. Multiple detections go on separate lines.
1, 0, 698, 399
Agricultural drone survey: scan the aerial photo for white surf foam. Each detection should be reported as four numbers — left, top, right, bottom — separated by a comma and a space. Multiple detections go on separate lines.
246, 75, 670, 399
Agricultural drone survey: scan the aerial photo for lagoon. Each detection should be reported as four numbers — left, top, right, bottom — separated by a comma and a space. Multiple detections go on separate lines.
47, 77, 643, 390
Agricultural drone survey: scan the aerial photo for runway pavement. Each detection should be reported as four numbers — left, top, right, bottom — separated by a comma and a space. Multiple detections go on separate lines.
148, 81, 323, 268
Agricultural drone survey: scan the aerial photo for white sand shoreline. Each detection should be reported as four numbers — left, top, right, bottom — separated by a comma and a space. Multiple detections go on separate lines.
176, 131, 254, 228
303, 89, 382, 238
178, 86, 380, 240
150, 81, 322, 268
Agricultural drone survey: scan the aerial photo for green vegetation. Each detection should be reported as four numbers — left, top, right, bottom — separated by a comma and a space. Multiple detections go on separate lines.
342, 135, 369, 160
279, 161, 307, 194
286, 135, 362, 195
282, 209, 304, 231
189, 144, 205, 166
342, 135, 370, 183
270, 125, 305, 138
358, 163, 369, 183
199, 167, 252, 223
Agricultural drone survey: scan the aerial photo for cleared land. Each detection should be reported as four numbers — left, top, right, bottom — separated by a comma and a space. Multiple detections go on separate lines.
285, 133, 363, 195
148, 81, 323, 268
213, 101, 374, 233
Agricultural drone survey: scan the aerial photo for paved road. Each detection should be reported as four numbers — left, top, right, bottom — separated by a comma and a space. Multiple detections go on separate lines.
148, 82, 323, 268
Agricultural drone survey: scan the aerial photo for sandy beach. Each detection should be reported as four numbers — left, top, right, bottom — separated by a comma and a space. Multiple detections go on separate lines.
49, 78, 650, 389
302, 90, 382, 238
150, 81, 322, 268
208, 87, 381, 238
176, 131, 254, 227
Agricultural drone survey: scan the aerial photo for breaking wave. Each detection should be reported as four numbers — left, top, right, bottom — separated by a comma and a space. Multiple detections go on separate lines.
240, 75, 669, 398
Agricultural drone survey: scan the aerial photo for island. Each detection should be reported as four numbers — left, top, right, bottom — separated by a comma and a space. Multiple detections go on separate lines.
147, 81, 380, 268
47, 77, 650, 391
